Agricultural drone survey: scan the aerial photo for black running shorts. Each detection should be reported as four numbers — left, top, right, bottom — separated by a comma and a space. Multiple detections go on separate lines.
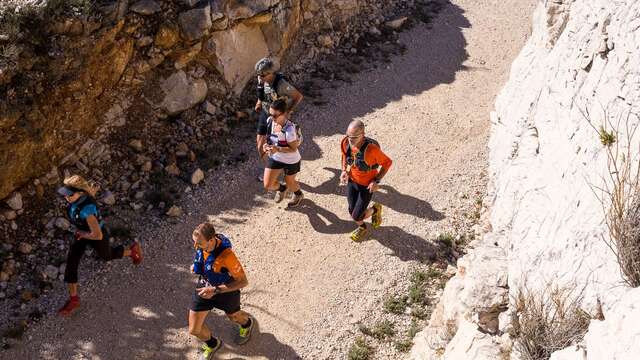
347, 180, 373, 221
191, 290, 241, 314
266, 158, 301, 176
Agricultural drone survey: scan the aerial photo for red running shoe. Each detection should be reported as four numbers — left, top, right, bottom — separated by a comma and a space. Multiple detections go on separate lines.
58, 297, 80, 317
130, 242, 143, 265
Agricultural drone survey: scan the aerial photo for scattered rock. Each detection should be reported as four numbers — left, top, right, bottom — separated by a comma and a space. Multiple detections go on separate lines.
155, 23, 180, 49
21, 290, 33, 302
178, 4, 212, 41
203, 101, 217, 115
174, 42, 202, 70
136, 36, 154, 47
18, 242, 33, 254
6, 192, 23, 210
318, 34, 334, 48
44, 265, 59, 280
54, 217, 70, 231
142, 161, 153, 172
2, 209, 17, 221
130, 0, 161, 15
191, 168, 205, 185
129, 139, 144, 152
165, 163, 181, 176
385, 16, 408, 30
101, 191, 116, 205
160, 70, 208, 115
166, 205, 183, 217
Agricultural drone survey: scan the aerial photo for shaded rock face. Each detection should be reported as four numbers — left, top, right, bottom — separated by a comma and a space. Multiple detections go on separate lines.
0, 0, 401, 201
412, 0, 640, 359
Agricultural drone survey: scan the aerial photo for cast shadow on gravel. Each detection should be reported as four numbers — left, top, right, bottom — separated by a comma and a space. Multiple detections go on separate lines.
299, 167, 445, 221
297, 0, 470, 162
291, 201, 439, 263
204, 312, 300, 360
26, 257, 299, 360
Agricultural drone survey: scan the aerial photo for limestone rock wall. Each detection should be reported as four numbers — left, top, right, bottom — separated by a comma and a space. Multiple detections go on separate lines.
411, 0, 640, 358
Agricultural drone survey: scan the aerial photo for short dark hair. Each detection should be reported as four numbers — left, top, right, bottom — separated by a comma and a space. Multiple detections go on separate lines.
193, 222, 216, 240
270, 98, 288, 113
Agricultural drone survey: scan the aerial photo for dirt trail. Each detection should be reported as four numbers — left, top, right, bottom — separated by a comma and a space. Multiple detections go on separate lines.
1, 1, 536, 359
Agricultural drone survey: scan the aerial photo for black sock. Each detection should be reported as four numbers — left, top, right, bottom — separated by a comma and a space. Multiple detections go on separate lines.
241, 317, 252, 329
206, 336, 219, 348
278, 183, 287, 192
294, 190, 303, 196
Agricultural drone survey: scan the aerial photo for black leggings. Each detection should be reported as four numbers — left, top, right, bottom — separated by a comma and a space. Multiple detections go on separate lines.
64, 235, 124, 283
347, 180, 373, 221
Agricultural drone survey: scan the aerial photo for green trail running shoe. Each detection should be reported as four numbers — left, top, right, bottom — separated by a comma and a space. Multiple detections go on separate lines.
199, 340, 221, 360
372, 203, 383, 229
350, 226, 369, 242
236, 316, 255, 345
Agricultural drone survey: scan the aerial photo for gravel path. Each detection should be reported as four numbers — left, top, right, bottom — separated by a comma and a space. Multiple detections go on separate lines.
1, 0, 535, 359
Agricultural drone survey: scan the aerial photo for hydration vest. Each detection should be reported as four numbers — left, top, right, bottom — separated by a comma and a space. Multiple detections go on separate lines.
341, 137, 380, 172
257, 72, 287, 102
67, 195, 103, 232
266, 118, 303, 147
193, 234, 234, 287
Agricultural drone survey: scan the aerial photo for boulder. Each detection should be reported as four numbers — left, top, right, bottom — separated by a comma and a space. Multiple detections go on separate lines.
2, 209, 17, 221
160, 70, 208, 115
178, 5, 212, 41
166, 205, 183, 217
129, 139, 144, 152
191, 168, 205, 185
165, 163, 181, 176
155, 24, 180, 49
6, 192, 22, 210
18, 242, 33, 254
207, 23, 269, 94
44, 265, 59, 280
101, 191, 116, 205
54, 217, 70, 231
386, 16, 408, 30
130, 0, 161, 15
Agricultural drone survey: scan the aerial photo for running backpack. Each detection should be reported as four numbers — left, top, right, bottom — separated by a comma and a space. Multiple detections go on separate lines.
257, 72, 287, 102
341, 136, 380, 172
266, 118, 303, 147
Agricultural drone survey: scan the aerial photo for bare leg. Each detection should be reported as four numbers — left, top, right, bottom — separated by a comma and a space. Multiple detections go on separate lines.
283, 174, 300, 193
188, 310, 212, 341
263, 168, 284, 191
227, 310, 250, 326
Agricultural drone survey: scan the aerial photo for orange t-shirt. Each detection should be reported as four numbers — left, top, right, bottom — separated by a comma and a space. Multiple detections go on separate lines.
203, 248, 245, 280
342, 138, 392, 186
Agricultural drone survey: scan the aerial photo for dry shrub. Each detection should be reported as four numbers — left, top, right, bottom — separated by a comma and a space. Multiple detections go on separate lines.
581, 105, 640, 287
512, 284, 590, 360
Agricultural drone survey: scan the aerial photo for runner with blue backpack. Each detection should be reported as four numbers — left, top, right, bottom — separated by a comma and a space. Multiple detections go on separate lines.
262, 98, 305, 208
340, 120, 392, 241
188, 222, 254, 359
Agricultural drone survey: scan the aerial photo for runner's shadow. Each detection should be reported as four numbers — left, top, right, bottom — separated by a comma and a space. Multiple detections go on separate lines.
291, 201, 438, 263
299, 167, 445, 221
205, 312, 301, 360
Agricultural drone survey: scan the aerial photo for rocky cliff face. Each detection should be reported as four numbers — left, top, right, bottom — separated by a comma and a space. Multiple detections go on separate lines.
0, 0, 409, 202
411, 0, 640, 359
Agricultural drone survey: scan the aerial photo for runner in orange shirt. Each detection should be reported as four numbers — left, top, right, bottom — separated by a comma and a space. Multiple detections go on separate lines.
188, 223, 254, 359
340, 120, 392, 241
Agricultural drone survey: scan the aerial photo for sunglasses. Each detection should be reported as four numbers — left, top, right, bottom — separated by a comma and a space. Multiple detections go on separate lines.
347, 133, 363, 140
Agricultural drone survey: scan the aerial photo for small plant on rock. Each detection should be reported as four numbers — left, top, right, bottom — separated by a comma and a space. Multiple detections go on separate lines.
512, 283, 590, 360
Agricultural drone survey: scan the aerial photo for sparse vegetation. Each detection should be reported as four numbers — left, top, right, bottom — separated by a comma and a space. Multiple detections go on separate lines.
513, 284, 590, 360
394, 338, 413, 352
359, 319, 395, 340
437, 232, 454, 247
348, 336, 372, 360
581, 105, 640, 287
383, 294, 408, 314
